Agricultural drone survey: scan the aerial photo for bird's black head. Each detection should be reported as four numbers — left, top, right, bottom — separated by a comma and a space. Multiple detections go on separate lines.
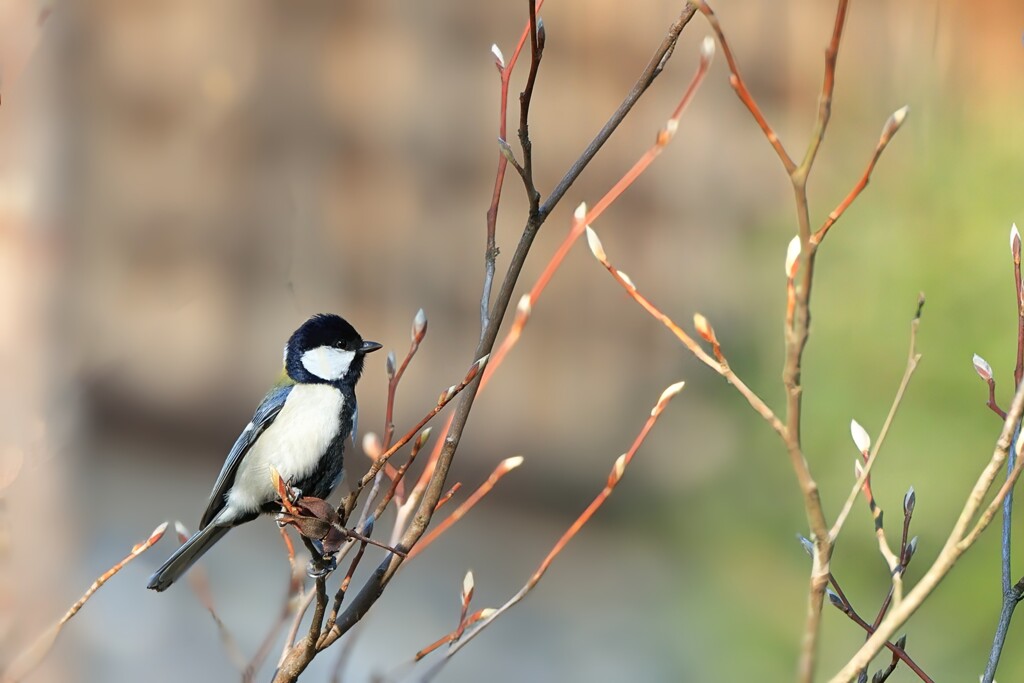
284, 314, 382, 385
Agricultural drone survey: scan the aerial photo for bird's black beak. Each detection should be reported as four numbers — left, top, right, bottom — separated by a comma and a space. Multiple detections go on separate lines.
361, 340, 383, 354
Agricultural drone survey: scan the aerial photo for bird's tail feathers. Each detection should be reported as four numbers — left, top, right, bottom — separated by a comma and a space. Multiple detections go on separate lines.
146, 524, 230, 592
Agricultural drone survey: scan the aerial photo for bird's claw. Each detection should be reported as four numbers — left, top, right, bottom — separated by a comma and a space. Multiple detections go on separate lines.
305, 538, 337, 578
306, 554, 337, 578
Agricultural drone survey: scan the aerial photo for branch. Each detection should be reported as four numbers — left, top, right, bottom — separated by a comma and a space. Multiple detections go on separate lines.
830, 296, 923, 542
406, 456, 524, 560
481, 1, 548, 336
584, 225, 785, 439
418, 383, 684, 680
832, 381, 1024, 681
982, 223, 1024, 683
826, 575, 931, 682
1, 522, 168, 683
269, 8, 700, 681
692, 0, 794, 172
516, 0, 543, 215
538, 4, 699, 219
812, 106, 909, 245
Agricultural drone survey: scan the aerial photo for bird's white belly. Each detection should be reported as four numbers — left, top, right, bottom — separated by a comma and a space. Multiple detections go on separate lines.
225, 383, 344, 516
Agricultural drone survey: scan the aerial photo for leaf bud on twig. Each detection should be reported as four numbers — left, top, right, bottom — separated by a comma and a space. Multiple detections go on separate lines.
850, 419, 871, 453
490, 43, 505, 71
499, 455, 525, 473
412, 308, 428, 343
497, 137, 518, 166
608, 454, 627, 486
362, 432, 383, 460
972, 353, 993, 382
573, 201, 587, 224
881, 105, 909, 140
516, 294, 532, 322
785, 235, 801, 278
700, 36, 716, 61
903, 485, 916, 516
654, 381, 686, 415
585, 226, 606, 262
693, 313, 716, 344
825, 588, 846, 612
904, 536, 918, 565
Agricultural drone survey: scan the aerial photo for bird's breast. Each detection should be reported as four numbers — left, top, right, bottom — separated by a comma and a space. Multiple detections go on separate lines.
227, 383, 347, 514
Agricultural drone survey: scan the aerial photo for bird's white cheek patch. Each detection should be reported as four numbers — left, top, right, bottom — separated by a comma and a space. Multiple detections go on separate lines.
301, 346, 355, 381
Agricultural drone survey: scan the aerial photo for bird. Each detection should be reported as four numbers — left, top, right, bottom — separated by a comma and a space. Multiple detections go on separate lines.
147, 314, 382, 592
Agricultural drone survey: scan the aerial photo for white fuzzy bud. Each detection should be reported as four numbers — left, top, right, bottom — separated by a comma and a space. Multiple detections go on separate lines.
850, 419, 871, 453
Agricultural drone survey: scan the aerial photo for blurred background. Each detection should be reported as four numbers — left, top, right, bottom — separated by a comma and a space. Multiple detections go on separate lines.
1, 0, 1023, 681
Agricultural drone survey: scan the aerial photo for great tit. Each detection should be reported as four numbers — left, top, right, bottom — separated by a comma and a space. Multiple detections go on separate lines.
147, 313, 382, 592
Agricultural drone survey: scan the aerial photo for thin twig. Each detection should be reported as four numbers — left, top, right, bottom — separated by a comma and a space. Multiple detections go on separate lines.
586, 226, 785, 438
827, 574, 932, 682
419, 384, 684, 680
830, 296, 923, 542
692, 1, 795, 173
982, 569, 1024, 683
407, 456, 524, 560
537, 4, 699, 219
383, 309, 427, 454
813, 106, 909, 245
277, 588, 315, 671
481, 1, 547, 336
516, 0, 543, 215
832, 382, 1024, 681
342, 355, 488, 519
983, 233, 1024, 683
1, 523, 168, 683
988, 224, 1024, 683
244, 528, 304, 682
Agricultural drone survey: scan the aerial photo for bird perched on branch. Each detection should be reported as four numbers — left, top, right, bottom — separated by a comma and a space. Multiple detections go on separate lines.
147, 314, 382, 591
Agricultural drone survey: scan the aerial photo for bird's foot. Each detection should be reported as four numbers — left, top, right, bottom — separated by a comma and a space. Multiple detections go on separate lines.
305, 539, 338, 578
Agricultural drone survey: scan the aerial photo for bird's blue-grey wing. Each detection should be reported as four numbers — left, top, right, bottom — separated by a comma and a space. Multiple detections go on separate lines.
199, 382, 294, 528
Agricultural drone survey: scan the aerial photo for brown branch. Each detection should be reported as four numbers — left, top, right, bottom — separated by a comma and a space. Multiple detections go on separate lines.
826, 575, 932, 682
516, 0, 543, 215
